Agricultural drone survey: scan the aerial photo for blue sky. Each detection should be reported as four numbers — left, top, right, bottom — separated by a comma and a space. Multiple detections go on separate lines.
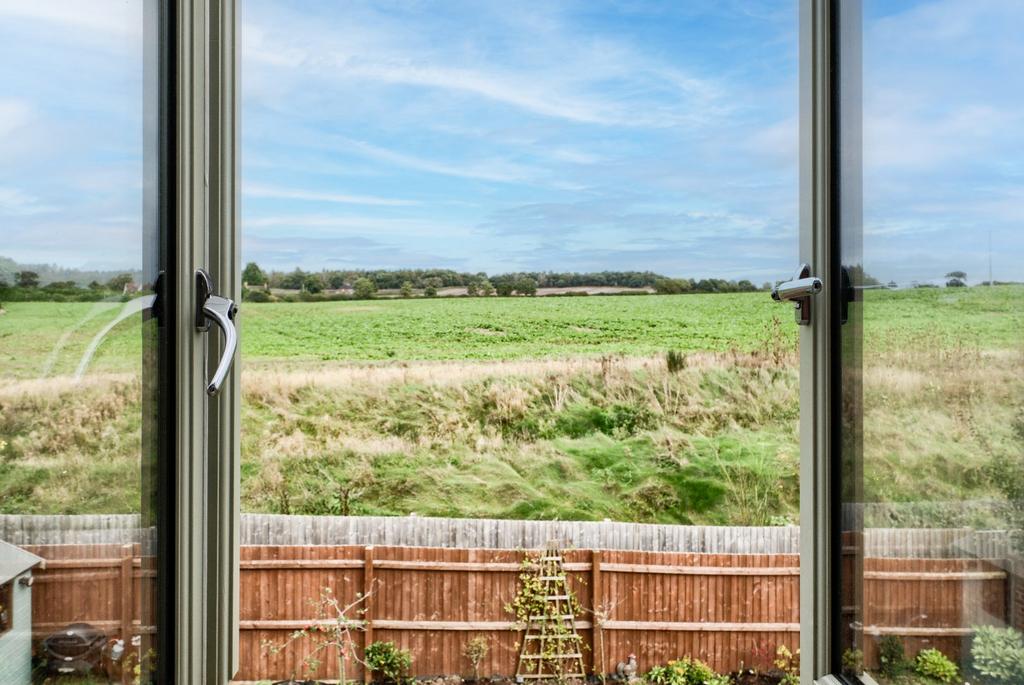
0, 0, 1021, 284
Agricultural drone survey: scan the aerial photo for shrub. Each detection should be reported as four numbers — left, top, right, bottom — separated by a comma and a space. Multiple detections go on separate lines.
914, 648, 958, 684
365, 640, 412, 684
462, 636, 488, 681
354, 277, 377, 300
242, 288, 272, 303
644, 657, 729, 685
841, 648, 863, 676
666, 349, 687, 373
971, 625, 1024, 684
774, 645, 799, 685
878, 635, 908, 677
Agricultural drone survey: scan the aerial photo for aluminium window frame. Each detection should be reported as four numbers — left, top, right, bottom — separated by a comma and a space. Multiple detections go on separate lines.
173, 0, 240, 682
799, 1, 861, 684
188, 0, 856, 682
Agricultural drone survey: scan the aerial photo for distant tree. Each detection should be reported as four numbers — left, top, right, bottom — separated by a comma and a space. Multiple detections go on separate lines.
514, 277, 538, 296
242, 262, 266, 286
45, 281, 77, 291
353, 277, 377, 300
17, 271, 39, 288
736, 279, 757, 292
654, 278, 691, 295
479, 279, 494, 297
466, 280, 479, 297
423, 277, 442, 297
945, 270, 967, 287
106, 273, 133, 292
328, 273, 347, 290
495, 281, 514, 297
302, 274, 323, 294
88, 280, 104, 291
887, 281, 898, 289
280, 269, 308, 290
400, 281, 414, 298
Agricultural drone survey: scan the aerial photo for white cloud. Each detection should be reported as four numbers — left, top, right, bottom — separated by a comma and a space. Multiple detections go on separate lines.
0, 186, 55, 215
0, 0, 141, 39
0, 98, 32, 138
243, 182, 419, 207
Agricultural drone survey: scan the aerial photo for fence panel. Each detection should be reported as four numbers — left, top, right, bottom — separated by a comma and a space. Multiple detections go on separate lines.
20, 543, 1009, 681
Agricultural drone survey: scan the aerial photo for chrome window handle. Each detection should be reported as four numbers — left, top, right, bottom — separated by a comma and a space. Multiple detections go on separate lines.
195, 268, 239, 396
771, 263, 823, 325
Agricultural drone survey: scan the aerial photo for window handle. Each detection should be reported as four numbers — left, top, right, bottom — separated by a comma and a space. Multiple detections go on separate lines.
195, 269, 239, 396
771, 263, 823, 325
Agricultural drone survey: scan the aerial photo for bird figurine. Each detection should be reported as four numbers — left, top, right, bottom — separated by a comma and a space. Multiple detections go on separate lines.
616, 654, 639, 683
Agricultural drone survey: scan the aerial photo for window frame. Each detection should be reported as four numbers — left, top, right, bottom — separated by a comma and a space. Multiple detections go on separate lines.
194, 1, 853, 683
798, 1, 862, 684
172, 0, 240, 682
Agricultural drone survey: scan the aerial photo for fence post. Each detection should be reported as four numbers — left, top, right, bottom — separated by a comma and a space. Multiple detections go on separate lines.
591, 549, 603, 678
363, 546, 375, 683
119, 543, 134, 685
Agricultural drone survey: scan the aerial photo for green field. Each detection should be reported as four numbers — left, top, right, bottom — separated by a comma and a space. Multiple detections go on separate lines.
0, 286, 1021, 524
1, 286, 1021, 378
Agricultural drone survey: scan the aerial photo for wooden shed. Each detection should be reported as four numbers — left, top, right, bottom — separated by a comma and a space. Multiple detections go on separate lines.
0, 540, 44, 685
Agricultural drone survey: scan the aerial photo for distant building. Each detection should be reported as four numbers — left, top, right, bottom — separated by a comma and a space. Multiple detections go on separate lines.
0, 540, 44, 685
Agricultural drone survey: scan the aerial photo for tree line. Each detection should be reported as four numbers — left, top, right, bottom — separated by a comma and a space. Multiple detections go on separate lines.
242, 263, 772, 299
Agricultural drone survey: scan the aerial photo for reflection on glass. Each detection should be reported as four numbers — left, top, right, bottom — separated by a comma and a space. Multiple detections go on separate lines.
0, 1, 162, 683
840, 2, 1024, 682
238, 1, 799, 683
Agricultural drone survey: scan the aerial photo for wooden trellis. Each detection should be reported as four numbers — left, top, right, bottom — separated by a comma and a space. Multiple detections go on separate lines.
515, 548, 587, 683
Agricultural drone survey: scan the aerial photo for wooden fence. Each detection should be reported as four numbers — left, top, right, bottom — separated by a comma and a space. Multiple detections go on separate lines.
2, 514, 1016, 558
21, 543, 1013, 682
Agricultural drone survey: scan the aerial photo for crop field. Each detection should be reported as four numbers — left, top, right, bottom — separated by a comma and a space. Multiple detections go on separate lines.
0, 286, 1021, 523
1, 286, 1021, 378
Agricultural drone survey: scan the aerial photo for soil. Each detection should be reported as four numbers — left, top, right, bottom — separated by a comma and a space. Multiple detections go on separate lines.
729, 670, 784, 685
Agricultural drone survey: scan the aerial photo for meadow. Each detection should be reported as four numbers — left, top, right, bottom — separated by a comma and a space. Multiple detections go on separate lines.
0, 286, 1020, 525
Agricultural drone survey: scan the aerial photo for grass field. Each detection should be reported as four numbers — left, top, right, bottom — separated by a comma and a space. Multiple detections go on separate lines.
0, 286, 1021, 523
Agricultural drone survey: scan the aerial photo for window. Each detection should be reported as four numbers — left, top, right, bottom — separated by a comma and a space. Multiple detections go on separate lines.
0, 582, 11, 637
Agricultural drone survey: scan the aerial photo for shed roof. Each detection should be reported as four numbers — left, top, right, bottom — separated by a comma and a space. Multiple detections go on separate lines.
0, 540, 44, 584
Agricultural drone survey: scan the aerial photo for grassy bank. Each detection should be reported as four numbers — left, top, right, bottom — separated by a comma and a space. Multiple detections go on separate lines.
0, 286, 1020, 523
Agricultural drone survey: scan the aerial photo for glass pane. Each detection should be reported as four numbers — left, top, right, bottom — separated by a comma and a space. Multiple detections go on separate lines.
237, 1, 799, 683
839, 2, 1024, 682
0, 2, 169, 683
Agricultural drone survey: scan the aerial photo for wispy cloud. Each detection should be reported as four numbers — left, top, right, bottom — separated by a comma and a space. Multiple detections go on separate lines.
243, 182, 419, 207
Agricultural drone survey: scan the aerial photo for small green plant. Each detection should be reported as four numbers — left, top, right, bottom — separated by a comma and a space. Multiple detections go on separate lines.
365, 640, 412, 685
878, 635, 909, 677
644, 657, 729, 685
971, 625, 1024, 684
462, 636, 489, 681
914, 648, 958, 684
665, 349, 687, 373
841, 647, 864, 676
773, 645, 800, 685
261, 585, 373, 685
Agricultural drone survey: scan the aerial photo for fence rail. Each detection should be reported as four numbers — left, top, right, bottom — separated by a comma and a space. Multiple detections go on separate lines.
20, 543, 1014, 682
1, 514, 1015, 558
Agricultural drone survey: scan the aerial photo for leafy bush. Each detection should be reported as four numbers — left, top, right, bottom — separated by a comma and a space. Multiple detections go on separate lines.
666, 349, 687, 373
242, 288, 272, 303
971, 625, 1024, 684
365, 641, 412, 684
841, 648, 863, 676
914, 648, 958, 683
462, 636, 489, 681
878, 635, 909, 677
644, 657, 729, 685
774, 645, 799, 685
